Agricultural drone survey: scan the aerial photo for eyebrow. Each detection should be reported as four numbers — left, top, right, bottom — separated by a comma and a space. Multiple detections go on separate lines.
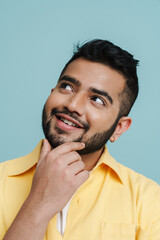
58, 75, 113, 104
58, 75, 81, 87
90, 88, 113, 104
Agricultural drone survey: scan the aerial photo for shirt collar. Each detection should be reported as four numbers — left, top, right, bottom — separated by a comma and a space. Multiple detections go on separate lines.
94, 145, 124, 184
7, 140, 43, 176
7, 140, 123, 184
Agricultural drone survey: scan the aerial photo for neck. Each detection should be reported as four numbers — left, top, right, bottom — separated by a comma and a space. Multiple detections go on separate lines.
81, 147, 104, 171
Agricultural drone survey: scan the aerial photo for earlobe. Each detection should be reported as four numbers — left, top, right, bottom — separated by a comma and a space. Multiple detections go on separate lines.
110, 117, 132, 143
110, 136, 115, 143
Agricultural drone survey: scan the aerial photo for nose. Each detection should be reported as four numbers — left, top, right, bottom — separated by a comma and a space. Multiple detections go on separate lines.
64, 92, 87, 116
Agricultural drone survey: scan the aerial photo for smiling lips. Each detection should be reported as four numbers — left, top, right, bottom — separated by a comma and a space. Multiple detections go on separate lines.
55, 113, 84, 131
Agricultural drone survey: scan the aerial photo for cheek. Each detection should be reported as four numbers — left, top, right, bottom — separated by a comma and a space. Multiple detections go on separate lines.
87, 110, 106, 129
87, 108, 118, 132
45, 93, 66, 111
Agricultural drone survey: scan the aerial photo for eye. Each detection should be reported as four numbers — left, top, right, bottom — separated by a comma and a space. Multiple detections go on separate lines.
91, 96, 105, 106
59, 82, 73, 92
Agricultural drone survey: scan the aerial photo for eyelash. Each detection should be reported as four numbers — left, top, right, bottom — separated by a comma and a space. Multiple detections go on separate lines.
59, 82, 106, 107
59, 82, 73, 91
91, 96, 105, 106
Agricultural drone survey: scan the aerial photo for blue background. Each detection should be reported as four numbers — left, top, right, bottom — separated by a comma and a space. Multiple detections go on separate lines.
0, 0, 160, 184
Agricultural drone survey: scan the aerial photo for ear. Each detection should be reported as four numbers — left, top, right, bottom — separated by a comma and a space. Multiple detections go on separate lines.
51, 88, 54, 93
110, 117, 132, 143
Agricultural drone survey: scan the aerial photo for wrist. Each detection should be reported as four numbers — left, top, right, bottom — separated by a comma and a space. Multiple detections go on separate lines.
24, 193, 56, 225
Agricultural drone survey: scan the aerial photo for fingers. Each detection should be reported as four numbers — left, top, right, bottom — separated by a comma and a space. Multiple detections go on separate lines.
75, 170, 90, 187
56, 151, 81, 166
52, 142, 85, 156
38, 141, 85, 167
67, 159, 85, 175
38, 139, 52, 164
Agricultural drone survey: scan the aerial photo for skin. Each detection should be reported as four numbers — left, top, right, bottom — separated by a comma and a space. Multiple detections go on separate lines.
43, 58, 132, 169
4, 58, 132, 240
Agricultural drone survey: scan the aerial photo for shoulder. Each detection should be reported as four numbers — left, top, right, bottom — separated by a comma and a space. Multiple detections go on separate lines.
119, 162, 160, 193
119, 163, 160, 226
0, 157, 23, 183
0, 140, 43, 179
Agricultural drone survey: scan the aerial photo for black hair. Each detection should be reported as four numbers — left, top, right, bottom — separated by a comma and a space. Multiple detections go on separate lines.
60, 39, 139, 117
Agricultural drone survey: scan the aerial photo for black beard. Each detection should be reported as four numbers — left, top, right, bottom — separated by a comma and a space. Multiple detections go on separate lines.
42, 105, 120, 155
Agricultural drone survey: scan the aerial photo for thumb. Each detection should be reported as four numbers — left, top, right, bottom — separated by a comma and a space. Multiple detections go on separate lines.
38, 139, 51, 164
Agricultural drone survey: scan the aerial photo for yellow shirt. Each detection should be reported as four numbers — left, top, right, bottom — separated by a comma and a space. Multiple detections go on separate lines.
0, 140, 160, 240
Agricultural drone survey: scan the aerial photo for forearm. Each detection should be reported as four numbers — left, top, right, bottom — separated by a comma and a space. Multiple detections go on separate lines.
3, 197, 52, 240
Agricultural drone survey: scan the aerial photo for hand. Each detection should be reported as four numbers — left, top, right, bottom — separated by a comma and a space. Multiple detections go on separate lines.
3, 140, 89, 240
27, 139, 89, 221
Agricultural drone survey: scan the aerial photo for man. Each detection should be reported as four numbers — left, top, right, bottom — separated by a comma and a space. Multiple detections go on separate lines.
1, 39, 160, 240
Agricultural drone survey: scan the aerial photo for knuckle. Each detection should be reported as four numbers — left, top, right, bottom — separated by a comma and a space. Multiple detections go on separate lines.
73, 151, 81, 160
76, 160, 85, 170
55, 157, 63, 167
84, 170, 89, 179
68, 178, 77, 188
63, 142, 73, 148
79, 170, 89, 183
63, 168, 70, 178
80, 161, 85, 169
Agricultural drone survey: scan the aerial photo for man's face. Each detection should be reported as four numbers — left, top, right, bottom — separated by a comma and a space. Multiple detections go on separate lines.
42, 58, 125, 154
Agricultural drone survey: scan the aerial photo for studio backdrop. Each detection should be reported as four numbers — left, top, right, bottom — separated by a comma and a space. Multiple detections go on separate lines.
0, 0, 160, 184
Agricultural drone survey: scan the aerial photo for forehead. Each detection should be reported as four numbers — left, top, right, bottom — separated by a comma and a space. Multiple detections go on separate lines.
61, 58, 126, 98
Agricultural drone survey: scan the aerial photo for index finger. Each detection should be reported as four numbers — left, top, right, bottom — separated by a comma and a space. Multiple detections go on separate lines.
51, 142, 85, 156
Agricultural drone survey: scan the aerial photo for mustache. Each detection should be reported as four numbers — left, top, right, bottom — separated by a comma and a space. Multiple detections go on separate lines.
50, 107, 89, 132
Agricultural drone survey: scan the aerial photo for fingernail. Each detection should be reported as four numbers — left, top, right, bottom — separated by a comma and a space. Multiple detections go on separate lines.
81, 142, 85, 147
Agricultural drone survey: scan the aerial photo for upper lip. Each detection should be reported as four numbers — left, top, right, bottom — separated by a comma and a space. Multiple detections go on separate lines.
56, 113, 84, 128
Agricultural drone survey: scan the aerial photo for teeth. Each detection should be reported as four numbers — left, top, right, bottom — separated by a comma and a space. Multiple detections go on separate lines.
60, 117, 78, 127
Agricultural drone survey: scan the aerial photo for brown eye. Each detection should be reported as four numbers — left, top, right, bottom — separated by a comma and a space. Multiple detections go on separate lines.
60, 83, 72, 91
91, 96, 104, 105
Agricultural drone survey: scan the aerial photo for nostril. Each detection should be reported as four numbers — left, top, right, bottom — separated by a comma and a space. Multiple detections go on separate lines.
64, 95, 86, 116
